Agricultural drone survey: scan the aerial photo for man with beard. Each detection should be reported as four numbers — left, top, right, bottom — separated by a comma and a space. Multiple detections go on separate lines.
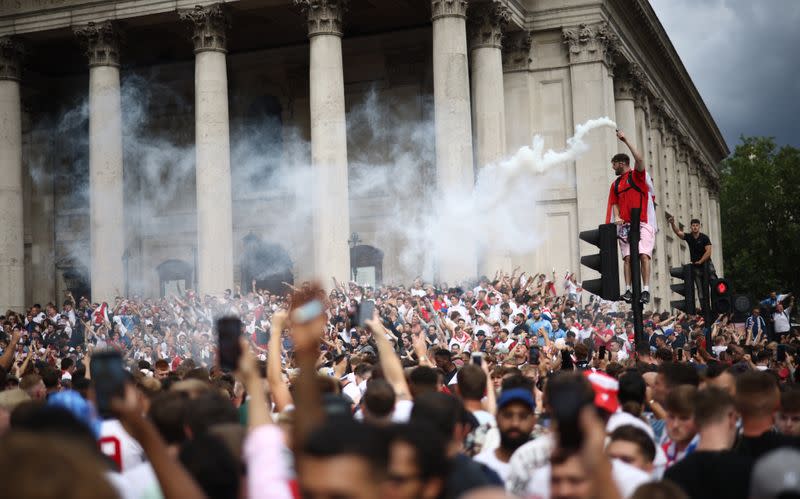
473, 387, 536, 482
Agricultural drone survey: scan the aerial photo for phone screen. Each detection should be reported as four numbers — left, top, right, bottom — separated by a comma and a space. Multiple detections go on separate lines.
357, 301, 376, 328
472, 353, 483, 366
217, 317, 242, 371
561, 349, 573, 370
777, 345, 787, 362
530, 346, 540, 365
598, 345, 606, 361
91, 350, 126, 418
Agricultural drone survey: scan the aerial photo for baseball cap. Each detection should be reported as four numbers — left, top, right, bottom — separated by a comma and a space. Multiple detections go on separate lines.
584, 370, 619, 413
749, 448, 800, 499
497, 388, 535, 411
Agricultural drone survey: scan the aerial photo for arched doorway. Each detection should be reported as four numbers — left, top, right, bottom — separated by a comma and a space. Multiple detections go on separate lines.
241, 234, 294, 294
157, 259, 193, 297
350, 244, 383, 286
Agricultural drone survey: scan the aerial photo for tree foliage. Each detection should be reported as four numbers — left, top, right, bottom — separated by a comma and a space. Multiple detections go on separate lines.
720, 137, 800, 298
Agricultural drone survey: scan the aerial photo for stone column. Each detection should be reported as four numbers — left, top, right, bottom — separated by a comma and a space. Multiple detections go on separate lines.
0, 37, 25, 312
502, 31, 533, 272
180, 5, 234, 295
661, 126, 684, 265
672, 133, 690, 228
75, 22, 126, 303
293, 0, 351, 283
469, 1, 509, 275
708, 189, 724, 274
563, 23, 618, 283
432, 0, 476, 283
502, 31, 532, 151
613, 67, 636, 154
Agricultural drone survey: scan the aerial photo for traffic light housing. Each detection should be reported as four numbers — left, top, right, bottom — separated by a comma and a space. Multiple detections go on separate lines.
711, 278, 733, 314
670, 264, 696, 314
579, 223, 620, 301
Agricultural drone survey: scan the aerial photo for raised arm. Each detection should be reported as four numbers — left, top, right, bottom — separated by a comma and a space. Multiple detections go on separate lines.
667, 215, 685, 239
0, 330, 20, 371
616, 129, 644, 171
267, 311, 293, 413
366, 314, 411, 400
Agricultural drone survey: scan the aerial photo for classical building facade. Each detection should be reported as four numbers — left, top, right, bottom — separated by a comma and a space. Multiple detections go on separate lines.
0, 0, 726, 312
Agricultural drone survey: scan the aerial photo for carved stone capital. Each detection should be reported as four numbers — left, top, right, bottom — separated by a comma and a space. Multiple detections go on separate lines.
562, 22, 618, 68
676, 144, 689, 163
74, 21, 120, 67
502, 30, 531, 72
432, 0, 468, 20
293, 0, 346, 37
0, 37, 24, 81
662, 128, 677, 149
179, 4, 228, 52
613, 65, 637, 101
468, 2, 509, 50
633, 86, 649, 110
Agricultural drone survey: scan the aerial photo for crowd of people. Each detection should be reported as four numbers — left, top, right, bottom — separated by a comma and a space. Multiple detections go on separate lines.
0, 270, 798, 499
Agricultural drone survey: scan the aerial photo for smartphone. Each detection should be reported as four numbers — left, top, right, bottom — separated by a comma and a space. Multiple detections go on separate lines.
677, 348, 684, 361
549, 377, 591, 450
91, 350, 126, 417
529, 346, 540, 365
777, 344, 787, 362
560, 349, 573, 370
292, 299, 323, 324
217, 316, 242, 371
598, 345, 606, 361
690, 346, 698, 358
357, 300, 375, 328
472, 352, 484, 366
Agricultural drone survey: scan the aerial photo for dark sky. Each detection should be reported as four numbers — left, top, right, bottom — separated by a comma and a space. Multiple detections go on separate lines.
649, 0, 800, 151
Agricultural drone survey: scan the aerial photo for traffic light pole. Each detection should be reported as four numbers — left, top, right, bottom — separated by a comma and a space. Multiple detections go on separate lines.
629, 208, 644, 348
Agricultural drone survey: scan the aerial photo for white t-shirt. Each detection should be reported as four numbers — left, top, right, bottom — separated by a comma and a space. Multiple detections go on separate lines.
773, 310, 791, 333
99, 419, 146, 472
474, 449, 511, 482
113, 463, 163, 499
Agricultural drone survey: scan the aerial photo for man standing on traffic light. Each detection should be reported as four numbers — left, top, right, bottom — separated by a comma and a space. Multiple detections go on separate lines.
667, 217, 716, 311
606, 130, 655, 304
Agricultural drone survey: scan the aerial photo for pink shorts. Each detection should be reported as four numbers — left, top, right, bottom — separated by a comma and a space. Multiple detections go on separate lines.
618, 222, 655, 258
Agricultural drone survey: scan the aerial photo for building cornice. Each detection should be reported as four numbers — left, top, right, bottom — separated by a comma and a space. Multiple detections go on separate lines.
603, 0, 728, 163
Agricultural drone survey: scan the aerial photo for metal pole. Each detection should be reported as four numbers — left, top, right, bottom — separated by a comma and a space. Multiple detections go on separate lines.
702, 261, 713, 346
629, 208, 644, 348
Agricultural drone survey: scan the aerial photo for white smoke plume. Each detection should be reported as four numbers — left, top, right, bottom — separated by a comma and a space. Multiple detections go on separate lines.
28, 70, 615, 295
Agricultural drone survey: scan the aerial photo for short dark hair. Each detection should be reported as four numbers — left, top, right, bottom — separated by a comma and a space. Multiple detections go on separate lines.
148, 391, 189, 444
409, 366, 439, 392
609, 425, 656, 463
736, 371, 779, 418
179, 433, 240, 499
389, 423, 449, 481
690, 218, 701, 225
457, 365, 487, 401
693, 387, 735, 428
665, 385, 697, 417
781, 388, 800, 413
363, 379, 396, 418
611, 153, 630, 165
184, 393, 239, 437
303, 419, 388, 475
659, 362, 700, 388
40, 367, 60, 389
410, 392, 463, 439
